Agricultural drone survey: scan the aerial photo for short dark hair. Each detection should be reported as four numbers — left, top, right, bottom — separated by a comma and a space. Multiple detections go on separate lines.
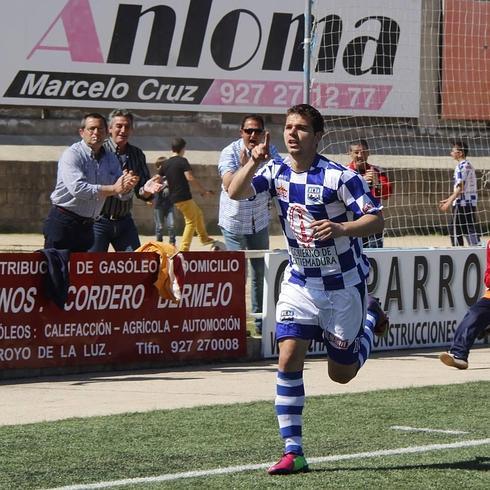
155, 156, 167, 169
171, 137, 186, 153
350, 139, 369, 150
108, 109, 134, 127
451, 140, 468, 157
240, 114, 265, 129
286, 104, 324, 133
80, 113, 107, 130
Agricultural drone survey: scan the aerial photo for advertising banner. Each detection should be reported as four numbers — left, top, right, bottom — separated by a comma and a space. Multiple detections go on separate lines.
262, 247, 486, 358
0, 251, 247, 371
0, 0, 421, 116
442, 0, 490, 120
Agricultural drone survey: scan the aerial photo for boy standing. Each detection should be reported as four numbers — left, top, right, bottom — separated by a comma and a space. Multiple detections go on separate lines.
439, 141, 480, 246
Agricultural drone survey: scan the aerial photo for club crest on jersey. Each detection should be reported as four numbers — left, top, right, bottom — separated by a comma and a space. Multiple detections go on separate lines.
306, 185, 322, 202
279, 309, 295, 322
276, 184, 288, 199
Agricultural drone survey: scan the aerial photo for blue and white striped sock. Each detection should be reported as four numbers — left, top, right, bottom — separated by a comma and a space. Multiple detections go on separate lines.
275, 370, 305, 455
358, 309, 377, 368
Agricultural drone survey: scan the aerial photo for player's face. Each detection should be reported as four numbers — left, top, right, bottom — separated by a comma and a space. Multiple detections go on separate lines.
109, 116, 133, 150
79, 117, 107, 150
240, 118, 265, 150
283, 113, 321, 158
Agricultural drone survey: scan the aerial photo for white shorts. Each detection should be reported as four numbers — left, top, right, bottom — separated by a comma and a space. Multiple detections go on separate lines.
275, 281, 367, 362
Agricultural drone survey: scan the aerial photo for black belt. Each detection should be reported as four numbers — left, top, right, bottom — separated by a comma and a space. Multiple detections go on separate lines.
98, 213, 130, 221
54, 206, 94, 225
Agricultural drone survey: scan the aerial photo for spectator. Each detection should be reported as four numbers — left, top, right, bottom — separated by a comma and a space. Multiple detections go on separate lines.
218, 115, 282, 334
161, 137, 218, 252
347, 139, 392, 248
439, 240, 490, 369
43, 113, 138, 252
439, 140, 480, 246
90, 109, 163, 252
228, 104, 387, 475
153, 157, 176, 246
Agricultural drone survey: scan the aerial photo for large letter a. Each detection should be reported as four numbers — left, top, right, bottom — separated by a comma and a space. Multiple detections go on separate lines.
28, 0, 103, 62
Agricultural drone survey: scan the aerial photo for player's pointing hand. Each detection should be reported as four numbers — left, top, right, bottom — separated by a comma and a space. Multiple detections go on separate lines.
251, 131, 270, 165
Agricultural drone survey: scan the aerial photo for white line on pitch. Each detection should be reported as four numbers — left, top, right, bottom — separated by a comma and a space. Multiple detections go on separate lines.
390, 425, 470, 435
46, 438, 490, 490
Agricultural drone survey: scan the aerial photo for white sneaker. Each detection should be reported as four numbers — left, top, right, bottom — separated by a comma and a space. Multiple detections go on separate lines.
439, 352, 468, 370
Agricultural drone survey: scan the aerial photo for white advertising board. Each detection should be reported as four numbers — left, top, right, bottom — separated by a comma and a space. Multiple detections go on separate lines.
0, 0, 421, 116
262, 247, 486, 358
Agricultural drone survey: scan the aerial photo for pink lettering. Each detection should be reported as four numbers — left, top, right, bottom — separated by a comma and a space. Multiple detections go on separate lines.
202, 79, 391, 110
27, 0, 103, 63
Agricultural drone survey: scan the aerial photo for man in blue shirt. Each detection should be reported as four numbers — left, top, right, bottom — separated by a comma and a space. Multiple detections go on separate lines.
218, 115, 282, 334
228, 104, 386, 475
43, 113, 139, 252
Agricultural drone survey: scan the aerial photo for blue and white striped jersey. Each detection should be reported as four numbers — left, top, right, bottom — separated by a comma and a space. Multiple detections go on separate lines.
453, 159, 477, 207
252, 154, 382, 291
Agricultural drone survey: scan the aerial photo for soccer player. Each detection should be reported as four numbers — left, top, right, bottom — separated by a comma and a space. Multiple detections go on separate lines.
228, 104, 388, 475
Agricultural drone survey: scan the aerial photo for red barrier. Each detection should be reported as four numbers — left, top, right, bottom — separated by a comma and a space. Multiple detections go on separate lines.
0, 251, 247, 371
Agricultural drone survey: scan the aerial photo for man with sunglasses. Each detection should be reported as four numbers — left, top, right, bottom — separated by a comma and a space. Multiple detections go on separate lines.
218, 115, 282, 335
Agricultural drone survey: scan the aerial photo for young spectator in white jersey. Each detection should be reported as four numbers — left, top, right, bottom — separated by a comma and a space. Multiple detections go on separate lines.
439, 141, 480, 246
218, 114, 282, 334
228, 104, 388, 475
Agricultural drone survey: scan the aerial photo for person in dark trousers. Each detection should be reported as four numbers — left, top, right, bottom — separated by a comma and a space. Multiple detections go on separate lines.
439, 141, 480, 247
90, 109, 163, 251
440, 240, 490, 369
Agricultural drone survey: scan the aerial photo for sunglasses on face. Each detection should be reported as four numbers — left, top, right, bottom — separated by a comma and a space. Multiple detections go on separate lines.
242, 128, 264, 135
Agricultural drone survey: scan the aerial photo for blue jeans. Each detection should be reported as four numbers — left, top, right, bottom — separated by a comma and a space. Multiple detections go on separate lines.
450, 297, 490, 361
90, 215, 140, 252
220, 226, 269, 331
154, 206, 176, 245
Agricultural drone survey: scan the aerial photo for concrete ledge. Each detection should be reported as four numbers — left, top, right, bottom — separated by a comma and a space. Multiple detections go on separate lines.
2, 144, 490, 169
